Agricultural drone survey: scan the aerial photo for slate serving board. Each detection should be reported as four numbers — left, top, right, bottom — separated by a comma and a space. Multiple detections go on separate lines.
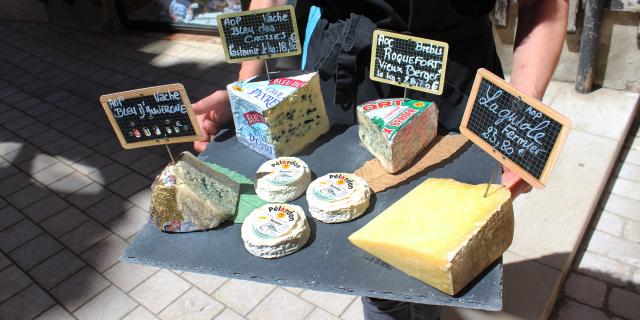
122, 125, 504, 311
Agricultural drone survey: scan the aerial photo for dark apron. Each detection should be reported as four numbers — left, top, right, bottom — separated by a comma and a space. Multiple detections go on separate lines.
303, 8, 503, 132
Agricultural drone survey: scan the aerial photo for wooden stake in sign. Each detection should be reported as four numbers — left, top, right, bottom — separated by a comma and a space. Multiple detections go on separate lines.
217, 5, 301, 67
370, 30, 449, 96
460, 69, 572, 189
99, 84, 202, 151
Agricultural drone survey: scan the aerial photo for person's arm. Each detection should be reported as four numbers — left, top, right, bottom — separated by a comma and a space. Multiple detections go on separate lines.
502, 0, 568, 198
193, 0, 288, 152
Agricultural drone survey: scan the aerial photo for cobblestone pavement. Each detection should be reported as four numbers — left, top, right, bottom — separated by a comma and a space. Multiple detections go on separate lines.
0, 20, 638, 320
550, 113, 640, 320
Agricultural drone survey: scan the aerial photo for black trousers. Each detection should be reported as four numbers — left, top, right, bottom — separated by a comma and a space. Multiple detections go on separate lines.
362, 297, 442, 320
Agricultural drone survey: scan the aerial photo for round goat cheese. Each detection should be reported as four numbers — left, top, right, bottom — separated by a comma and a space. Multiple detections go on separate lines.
241, 203, 310, 259
307, 173, 371, 223
255, 157, 311, 203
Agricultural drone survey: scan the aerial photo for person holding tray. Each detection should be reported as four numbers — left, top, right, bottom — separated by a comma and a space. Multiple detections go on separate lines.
193, 0, 568, 319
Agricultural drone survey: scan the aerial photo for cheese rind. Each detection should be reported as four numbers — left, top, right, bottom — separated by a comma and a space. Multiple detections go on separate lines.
357, 99, 438, 173
241, 203, 310, 259
255, 157, 311, 203
228, 72, 330, 158
306, 173, 371, 223
150, 152, 240, 232
348, 178, 513, 295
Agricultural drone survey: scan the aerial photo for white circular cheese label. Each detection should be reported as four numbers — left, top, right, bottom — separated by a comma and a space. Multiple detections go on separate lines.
259, 159, 304, 186
251, 205, 297, 239
311, 174, 356, 202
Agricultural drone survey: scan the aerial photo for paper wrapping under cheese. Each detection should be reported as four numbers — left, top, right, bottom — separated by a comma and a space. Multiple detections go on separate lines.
348, 178, 514, 295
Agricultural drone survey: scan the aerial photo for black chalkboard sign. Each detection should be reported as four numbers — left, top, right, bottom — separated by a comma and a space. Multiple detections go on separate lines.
217, 5, 301, 63
460, 69, 571, 189
99, 84, 202, 149
370, 30, 449, 95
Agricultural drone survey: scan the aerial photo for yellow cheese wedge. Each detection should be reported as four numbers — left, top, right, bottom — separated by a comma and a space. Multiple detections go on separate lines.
348, 178, 514, 295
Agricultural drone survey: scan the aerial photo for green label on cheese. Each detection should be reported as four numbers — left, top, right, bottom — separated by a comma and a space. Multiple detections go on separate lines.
251, 205, 297, 239
311, 174, 356, 202
359, 99, 431, 141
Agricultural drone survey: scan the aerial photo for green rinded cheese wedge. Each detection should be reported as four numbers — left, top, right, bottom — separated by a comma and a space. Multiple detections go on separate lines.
348, 178, 514, 295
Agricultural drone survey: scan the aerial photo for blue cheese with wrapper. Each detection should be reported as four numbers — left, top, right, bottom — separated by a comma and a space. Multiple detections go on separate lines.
227, 71, 330, 158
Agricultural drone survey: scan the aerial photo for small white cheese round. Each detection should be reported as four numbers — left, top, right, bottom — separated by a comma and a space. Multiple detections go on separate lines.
255, 157, 311, 203
306, 173, 371, 223
241, 203, 311, 259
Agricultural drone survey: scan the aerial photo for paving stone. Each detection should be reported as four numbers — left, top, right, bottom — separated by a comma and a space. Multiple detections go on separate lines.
0, 252, 10, 270
180, 272, 228, 294
107, 206, 149, 240
65, 121, 100, 139
32, 161, 75, 185
35, 305, 76, 320
128, 152, 167, 176
40, 136, 78, 156
122, 306, 159, 320
340, 298, 364, 320
22, 193, 69, 222
618, 162, 640, 182
3, 115, 36, 131
0, 284, 55, 320
0, 205, 24, 231
40, 207, 90, 238
307, 308, 339, 320
50, 267, 110, 312
108, 172, 151, 198
0, 172, 32, 197
159, 287, 225, 320
3, 91, 32, 105
623, 219, 640, 243
214, 308, 246, 320
214, 279, 276, 316
29, 249, 86, 289
9, 233, 63, 270
248, 288, 314, 320
74, 286, 137, 320
70, 153, 112, 175
130, 269, 192, 313
4, 144, 40, 166
20, 153, 59, 174
80, 234, 128, 272
563, 273, 607, 308
576, 251, 633, 285
0, 265, 33, 303
49, 171, 94, 194
77, 129, 112, 146
14, 121, 49, 139
30, 130, 66, 149
608, 288, 640, 319
554, 299, 608, 320
59, 220, 111, 254
0, 218, 43, 252
633, 269, 640, 291
86, 194, 134, 224
128, 188, 152, 210
103, 261, 158, 293
88, 161, 131, 185
586, 231, 640, 268
0, 139, 24, 160
611, 179, 640, 201
299, 290, 355, 316
283, 286, 304, 295
66, 182, 112, 210
6, 181, 52, 209
0, 161, 19, 181
55, 144, 94, 165
93, 137, 122, 156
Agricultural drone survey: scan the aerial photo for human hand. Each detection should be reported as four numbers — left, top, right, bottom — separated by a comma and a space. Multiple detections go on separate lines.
193, 90, 233, 153
502, 165, 532, 199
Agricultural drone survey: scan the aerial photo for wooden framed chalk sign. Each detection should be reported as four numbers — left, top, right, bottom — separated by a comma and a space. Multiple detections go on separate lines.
217, 5, 301, 63
460, 69, 571, 189
370, 30, 449, 95
99, 84, 202, 149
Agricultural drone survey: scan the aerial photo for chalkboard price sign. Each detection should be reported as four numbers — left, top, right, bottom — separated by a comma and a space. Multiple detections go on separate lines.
370, 30, 449, 95
460, 69, 571, 189
99, 84, 202, 149
217, 5, 301, 63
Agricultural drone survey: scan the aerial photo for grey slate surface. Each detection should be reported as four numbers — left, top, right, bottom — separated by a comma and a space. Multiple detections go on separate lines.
123, 125, 504, 311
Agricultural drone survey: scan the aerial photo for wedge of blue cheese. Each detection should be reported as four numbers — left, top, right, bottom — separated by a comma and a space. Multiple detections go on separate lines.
227, 72, 330, 158
150, 152, 240, 232
357, 99, 438, 173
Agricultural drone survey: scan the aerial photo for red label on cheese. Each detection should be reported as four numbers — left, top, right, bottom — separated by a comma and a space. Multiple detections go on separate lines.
243, 111, 266, 126
269, 78, 307, 88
